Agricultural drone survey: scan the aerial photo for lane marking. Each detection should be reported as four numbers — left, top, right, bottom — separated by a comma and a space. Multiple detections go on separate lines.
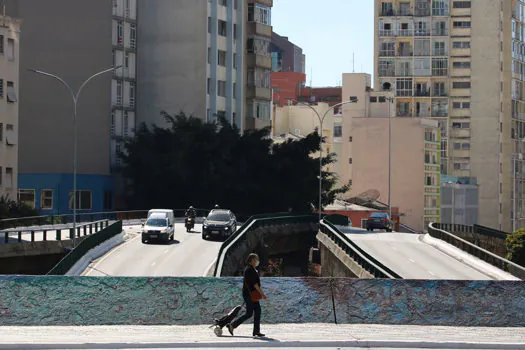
408, 258, 416, 263
428, 270, 436, 276
151, 262, 157, 267
84, 231, 141, 276
164, 249, 169, 254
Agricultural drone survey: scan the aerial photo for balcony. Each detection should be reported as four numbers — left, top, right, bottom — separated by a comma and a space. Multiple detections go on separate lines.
247, 53, 272, 69
415, 8, 431, 16
433, 91, 448, 97
432, 29, 448, 36
398, 29, 414, 36
379, 29, 395, 37
414, 29, 431, 36
414, 89, 431, 97
397, 110, 412, 117
432, 110, 448, 117
379, 50, 396, 57
380, 9, 396, 16
246, 86, 272, 100
397, 50, 413, 57
247, 22, 272, 38
378, 69, 395, 77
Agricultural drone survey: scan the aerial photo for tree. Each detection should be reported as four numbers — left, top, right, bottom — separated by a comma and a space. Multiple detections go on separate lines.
506, 228, 525, 267
0, 195, 41, 229
119, 112, 348, 218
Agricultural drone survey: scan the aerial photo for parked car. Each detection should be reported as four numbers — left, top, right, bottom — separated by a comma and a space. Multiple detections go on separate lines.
142, 213, 175, 243
366, 212, 392, 232
202, 209, 237, 240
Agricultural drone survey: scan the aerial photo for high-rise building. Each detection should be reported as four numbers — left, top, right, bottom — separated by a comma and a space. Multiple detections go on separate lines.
6, 0, 137, 214
374, 0, 525, 231
137, 0, 273, 131
0, 15, 21, 201
270, 32, 305, 73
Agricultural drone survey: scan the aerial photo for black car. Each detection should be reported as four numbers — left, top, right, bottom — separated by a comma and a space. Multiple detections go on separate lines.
366, 212, 393, 232
202, 210, 237, 240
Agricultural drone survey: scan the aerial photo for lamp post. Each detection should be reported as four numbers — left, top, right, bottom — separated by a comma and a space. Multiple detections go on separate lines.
288, 98, 359, 223
385, 97, 395, 222
28, 66, 122, 248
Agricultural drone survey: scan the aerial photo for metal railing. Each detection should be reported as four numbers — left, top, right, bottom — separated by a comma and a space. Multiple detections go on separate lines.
214, 213, 318, 276
319, 220, 402, 279
2, 220, 111, 244
428, 223, 525, 280
47, 221, 123, 275
0, 208, 217, 230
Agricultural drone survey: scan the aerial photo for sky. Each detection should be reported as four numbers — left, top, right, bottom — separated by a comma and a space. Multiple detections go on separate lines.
271, 0, 374, 87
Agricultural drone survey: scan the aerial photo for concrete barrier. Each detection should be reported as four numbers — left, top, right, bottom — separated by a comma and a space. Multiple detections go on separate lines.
0, 277, 523, 327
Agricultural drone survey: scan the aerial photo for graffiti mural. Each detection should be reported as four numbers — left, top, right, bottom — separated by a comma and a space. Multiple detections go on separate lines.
0, 276, 523, 326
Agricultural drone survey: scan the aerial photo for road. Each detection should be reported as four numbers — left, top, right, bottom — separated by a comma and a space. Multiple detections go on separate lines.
345, 231, 494, 280
83, 223, 222, 277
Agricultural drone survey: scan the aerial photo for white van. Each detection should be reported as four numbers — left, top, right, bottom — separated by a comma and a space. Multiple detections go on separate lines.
142, 212, 174, 244
147, 209, 175, 224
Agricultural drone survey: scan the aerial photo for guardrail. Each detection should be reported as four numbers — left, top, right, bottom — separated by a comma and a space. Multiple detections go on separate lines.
2, 220, 111, 244
437, 223, 508, 240
0, 208, 215, 230
319, 220, 402, 279
47, 221, 123, 275
428, 223, 525, 280
214, 213, 317, 277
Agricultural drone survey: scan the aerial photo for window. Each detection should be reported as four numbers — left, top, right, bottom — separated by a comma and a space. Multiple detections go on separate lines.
0, 123, 3, 142
453, 61, 471, 69
218, 50, 227, 66
217, 80, 227, 97
6, 81, 16, 103
433, 40, 446, 56
115, 142, 121, 165
348, 158, 353, 164
233, 53, 237, 69
247, 68, 270, 88
5, 168, 13, 188
378, 59, 394, 76
0, 35, 3, 54
334, 125, 343, 138
453, 101, 470, 109
453, 142, 470, 150
104, 191, 113, 210
432, 0, 449, 15
18, 189, 35, 208
116, 81, 122, 104
452, 41, 470, 49
41, 190, 53, 210
233, 24, 237, 39
349, 136, 353, 142
370, 96, 378, 103
378, 96, 386, 103
247, 37, 270, 56
247, 100, 270, 120
207, 78, 211, 94
69, 190, 92, 210
433, 82, 446, 96
453, 81, 471, 89
124, 52, 129, 68
123, 111, 129, 137
452, 122, 470, 129
5, 124, 15, 145
453, 21, 471, 28
453, 1, 471, 8
7, 39, 14, 61
208, 17, 212, 34
248, 4, 271, 25
111, 112, 115, 136
396, 78, 413, 97
0, 79, 3, 98
117, 21, 123, 44
130, 24, 136, 49
397, 102, 411, 116
125, 0, 130, 16
220, 0, 227, 6
129, 82, 135, 108
432, 58, 448, 76
218, 20, 227, 36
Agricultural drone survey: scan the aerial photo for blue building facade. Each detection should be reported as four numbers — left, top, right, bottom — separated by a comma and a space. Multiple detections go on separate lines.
17, 174, 115, 215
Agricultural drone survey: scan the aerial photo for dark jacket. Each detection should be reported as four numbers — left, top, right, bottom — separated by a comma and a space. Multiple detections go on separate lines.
242, 265, 260, 298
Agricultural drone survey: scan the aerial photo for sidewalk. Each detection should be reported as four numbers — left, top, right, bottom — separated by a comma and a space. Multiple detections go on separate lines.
1, 324, 524, 349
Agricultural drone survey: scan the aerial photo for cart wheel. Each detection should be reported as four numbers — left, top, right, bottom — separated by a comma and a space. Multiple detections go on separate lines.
214, 326, 223, 337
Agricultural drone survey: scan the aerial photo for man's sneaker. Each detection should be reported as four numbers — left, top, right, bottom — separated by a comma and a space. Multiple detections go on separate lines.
253, 332, 265, 337
227, 324, 234, 336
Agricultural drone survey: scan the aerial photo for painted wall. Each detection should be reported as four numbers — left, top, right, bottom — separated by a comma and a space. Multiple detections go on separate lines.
0, 277, 523, 327
17, 174, 115, 215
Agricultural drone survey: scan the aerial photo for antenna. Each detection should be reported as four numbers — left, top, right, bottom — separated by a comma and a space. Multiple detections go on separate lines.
352, 52, 355, 73
309, 68, 313, 88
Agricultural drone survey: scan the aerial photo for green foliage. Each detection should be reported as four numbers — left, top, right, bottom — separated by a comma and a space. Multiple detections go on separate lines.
0, 195, 41, 229
506, 228, 525, 267
119, 112, 348, 219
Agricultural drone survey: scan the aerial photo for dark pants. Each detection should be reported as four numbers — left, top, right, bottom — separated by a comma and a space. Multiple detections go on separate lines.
231, 294, 261, 334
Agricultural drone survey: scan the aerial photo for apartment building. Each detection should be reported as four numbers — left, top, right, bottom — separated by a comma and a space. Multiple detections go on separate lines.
0, 15, 20, 201
137, 0, 273, 131
6, 0, 137, 213
270, 32, 305, 73
374, 0, 525, 231
342, 73, 441, 231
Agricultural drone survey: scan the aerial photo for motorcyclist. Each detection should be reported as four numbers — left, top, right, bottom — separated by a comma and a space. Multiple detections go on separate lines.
185, 206, 197, 218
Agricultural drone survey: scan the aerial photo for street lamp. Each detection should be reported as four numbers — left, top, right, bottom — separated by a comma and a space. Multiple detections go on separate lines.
28, 66, 122, 248
385, 97, 395, 222
287, 98, 359, 222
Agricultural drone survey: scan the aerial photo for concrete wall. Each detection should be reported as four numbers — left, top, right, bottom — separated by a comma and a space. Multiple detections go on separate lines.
0, 276, 523, 326
137, 0, 208, 128
350, 117, 427, 231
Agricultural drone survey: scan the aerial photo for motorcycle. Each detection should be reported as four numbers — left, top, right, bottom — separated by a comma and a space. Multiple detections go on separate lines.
185, 216, 195, 232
